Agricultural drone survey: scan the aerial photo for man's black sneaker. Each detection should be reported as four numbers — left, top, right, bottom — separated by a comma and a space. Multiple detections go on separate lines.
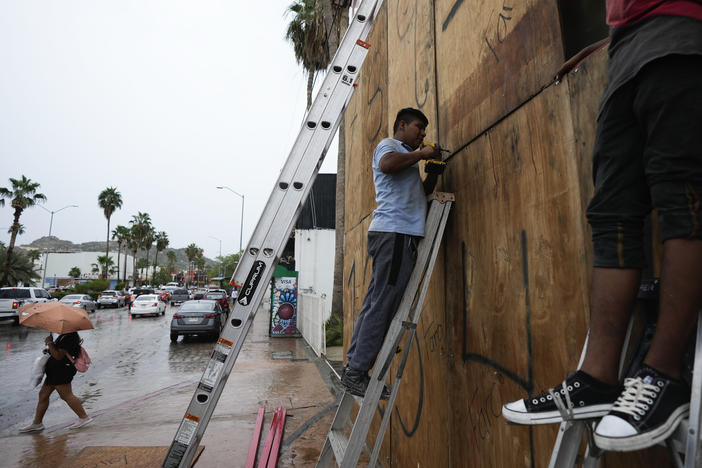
341, 366, 390, 400
502, 370, 621, 425
594, 365, 690, 451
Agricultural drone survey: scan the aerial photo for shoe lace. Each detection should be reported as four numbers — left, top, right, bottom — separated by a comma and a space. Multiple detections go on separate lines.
549, 378, 575, 421
610, 377, 659, 419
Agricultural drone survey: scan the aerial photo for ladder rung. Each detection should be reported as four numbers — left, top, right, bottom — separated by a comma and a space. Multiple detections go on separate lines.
328, 428, 349, 462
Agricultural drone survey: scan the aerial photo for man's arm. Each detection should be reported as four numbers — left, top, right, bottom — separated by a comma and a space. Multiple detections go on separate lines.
378, 145, 440, 174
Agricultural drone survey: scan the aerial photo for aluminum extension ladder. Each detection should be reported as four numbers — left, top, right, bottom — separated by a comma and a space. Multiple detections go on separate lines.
549, 309, 702, 468
316, 192, 454, 468
162, 1, 387, 466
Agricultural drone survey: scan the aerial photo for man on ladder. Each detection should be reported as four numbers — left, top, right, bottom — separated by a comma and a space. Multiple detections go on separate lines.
502, 0, 702, 453
342, 107, 443, 398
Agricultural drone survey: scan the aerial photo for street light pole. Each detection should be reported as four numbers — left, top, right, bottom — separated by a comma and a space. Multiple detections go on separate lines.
39, 204, 78, 288
216, 186, 245, 254
209, 236, 222, 277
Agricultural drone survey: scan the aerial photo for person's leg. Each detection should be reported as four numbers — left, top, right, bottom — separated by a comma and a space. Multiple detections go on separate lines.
345, 233, 379, 364
503, 65, 649, 425
346, 233, 417, 373
580, 267, 641, 385
645, 239, 702, 377
33, 383, 54, 424
595, 54, 702, 451
55, 384, 88, 419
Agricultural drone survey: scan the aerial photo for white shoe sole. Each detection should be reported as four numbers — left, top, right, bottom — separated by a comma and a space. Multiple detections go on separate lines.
594, 404, 689, 451
19, 425, 44, 433
502, 404, 613, 425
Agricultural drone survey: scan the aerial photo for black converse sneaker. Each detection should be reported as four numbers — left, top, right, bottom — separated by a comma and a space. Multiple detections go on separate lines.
502, 370, 621, 425
594, 365, 690, 451
341, 366, 390, 400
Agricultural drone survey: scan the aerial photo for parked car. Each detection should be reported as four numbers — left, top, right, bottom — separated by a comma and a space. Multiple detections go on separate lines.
97, 290, 125, 309
59, 294, 97, 313
204, 291, 229, 313
170, 289, 190, 306
0, 287, 52, 324
129, 294, 166, 317
170, 300, 224, 342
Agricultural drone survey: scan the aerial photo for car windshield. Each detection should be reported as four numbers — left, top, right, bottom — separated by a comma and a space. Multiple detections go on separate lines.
0, 289, 31, 299
62, 295, 82, 300
135, 295, 157, 301
101, 291, 116, 296
181, 302, 215, 312
206, 293, 225, 299
174, 290, 188, 295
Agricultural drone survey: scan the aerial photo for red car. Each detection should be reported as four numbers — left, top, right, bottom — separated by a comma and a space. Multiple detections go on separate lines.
204, 291, 229, 313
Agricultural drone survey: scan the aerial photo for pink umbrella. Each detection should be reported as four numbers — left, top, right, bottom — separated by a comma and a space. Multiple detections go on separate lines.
19, 302, 94, 334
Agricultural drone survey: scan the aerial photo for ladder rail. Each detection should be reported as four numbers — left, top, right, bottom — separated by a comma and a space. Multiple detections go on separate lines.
684, 309, 702, 468
163, 1, 387, 467
231, 0, 382, 288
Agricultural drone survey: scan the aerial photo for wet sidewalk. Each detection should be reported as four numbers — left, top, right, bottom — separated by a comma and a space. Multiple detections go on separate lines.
1, 302, 345, 467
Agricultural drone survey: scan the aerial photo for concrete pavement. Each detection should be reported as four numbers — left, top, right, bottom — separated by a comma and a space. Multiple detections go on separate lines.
1, 302, 345, 467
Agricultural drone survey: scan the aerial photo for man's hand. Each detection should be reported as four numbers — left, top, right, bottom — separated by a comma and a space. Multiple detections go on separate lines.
44, 335, 53, 345
555, 38, 610, 83
417, 144, 441, 160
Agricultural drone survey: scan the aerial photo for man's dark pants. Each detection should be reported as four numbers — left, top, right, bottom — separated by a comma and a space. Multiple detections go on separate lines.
587, 54, 702, 267
346, 231, 419, 372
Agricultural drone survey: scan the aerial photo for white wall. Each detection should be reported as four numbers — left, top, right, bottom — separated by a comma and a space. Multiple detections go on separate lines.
294, 229, 335, 321
30, 251, 135, 286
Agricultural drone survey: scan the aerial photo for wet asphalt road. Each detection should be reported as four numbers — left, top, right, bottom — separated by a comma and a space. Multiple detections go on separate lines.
0, 304, 216, 434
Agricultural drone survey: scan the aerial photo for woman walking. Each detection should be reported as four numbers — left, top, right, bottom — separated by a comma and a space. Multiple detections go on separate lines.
19, 332, 92, 432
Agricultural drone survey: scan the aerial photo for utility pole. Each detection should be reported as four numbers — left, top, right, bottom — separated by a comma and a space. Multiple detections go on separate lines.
38, 204, 78, 288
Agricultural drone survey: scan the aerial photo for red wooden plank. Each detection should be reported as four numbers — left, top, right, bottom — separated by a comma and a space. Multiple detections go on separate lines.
257, 407, 280, 468
266, 407, 287, 468
245, 405, 266, 468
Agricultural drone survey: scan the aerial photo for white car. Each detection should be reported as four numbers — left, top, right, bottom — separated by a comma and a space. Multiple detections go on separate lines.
129, 294, 166, 317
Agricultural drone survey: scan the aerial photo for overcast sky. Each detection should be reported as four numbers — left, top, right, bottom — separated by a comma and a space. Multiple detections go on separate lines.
0, 1, 339, 261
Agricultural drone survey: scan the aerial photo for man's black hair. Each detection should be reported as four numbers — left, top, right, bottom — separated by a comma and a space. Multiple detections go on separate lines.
393, 107, 428, 133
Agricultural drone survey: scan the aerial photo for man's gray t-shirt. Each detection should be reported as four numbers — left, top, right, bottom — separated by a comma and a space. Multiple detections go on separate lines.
368, 138, 426, 237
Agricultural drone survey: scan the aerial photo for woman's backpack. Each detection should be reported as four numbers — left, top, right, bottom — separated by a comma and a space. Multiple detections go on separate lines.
67, 339, 91, 372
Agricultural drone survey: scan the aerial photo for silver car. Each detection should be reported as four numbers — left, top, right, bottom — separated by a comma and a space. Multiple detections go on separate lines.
97, 290, 125, 309
59, 294, 97, 313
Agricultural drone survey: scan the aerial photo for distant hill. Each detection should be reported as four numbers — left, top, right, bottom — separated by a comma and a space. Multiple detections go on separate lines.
19, 236, 214, 270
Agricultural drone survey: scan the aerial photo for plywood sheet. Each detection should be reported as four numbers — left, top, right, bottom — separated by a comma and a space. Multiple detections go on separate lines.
441, 80, 591, 466
434, 0, 564, 151
387, 0, 439, 141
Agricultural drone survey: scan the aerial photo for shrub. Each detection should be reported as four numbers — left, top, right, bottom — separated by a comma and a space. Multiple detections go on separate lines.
325, 315, 343, 347
74, 279, 110, 298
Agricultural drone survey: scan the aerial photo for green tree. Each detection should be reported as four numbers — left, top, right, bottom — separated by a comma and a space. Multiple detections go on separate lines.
127, 226, 140, 286
285, 0, 330, 109
69, 266, 81, 279
27, 249, 41, 263
7, 223, 25, 236
0, 243, 40, 286
129, 212, 152, 285
0, 175, 47, 285
152, 268, 172, 286
94, 255, 114, 277
97, 187, 123, 279
185, 243, 199, 286
112, 225, 131, 284
142, 226, 155, 283
152, 231, 169, 278
166, 250, 177, 272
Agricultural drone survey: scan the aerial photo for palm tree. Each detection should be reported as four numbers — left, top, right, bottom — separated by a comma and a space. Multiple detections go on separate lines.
167, 250, 177, 272
0, 176, 47, 284
0, 243, 40, 287
112, 225, 131, 284
153, 231, 169, 280
127, 227, 140, 286
185, 243, 199, 286
97, 187, 122, 279
285, 0, 330, 109
129, 212, 152, 285
7, 223, 25, 236
142, 226, 155, 283
69, 266, 81, 280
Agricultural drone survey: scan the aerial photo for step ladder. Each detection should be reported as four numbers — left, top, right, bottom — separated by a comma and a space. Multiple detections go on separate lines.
316, 192, 454, 468
162, 1, 387, 466
548, 305, 702, 467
